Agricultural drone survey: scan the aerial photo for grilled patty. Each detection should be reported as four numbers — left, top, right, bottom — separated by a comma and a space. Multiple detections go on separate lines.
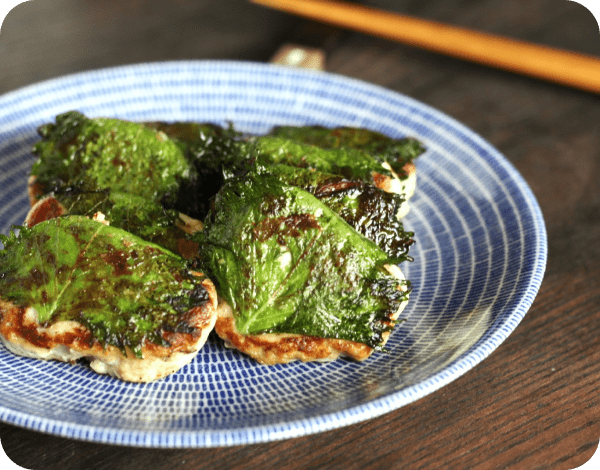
214, 264, 409, 365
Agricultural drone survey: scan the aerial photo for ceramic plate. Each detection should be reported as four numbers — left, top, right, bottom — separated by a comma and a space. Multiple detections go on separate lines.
0, 61, 547, 447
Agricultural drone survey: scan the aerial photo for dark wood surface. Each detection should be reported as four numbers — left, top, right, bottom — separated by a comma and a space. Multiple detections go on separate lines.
1, 1, 599, 468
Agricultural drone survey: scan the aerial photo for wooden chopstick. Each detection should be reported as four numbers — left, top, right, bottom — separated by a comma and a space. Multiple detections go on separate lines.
251, 0, 600, 94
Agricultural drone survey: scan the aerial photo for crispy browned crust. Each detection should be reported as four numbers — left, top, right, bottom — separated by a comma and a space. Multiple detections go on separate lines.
372, 162, 417, 219
27, 175, 45, 207
214, 264, 409, 365
372, 162, 415, 192
24, 194, 68, 227
214, 300, 373, 364
24, 195, 203, 259
0, 278, 218, 382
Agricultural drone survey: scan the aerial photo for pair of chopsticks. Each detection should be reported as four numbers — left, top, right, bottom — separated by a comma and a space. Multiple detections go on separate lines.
252, 0, 600, 94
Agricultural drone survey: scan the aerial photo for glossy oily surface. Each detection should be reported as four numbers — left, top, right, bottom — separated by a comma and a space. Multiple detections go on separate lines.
0, 61, 546, 447
264, 125, 424, 178
0, 216, 208, 357
262, 163, 414, 262
199, 172, 407, 344
31, 111, 193, 207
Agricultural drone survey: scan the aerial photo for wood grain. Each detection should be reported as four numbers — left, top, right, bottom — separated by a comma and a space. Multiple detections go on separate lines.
252, 0, 600, 93
1, 0, 600, 469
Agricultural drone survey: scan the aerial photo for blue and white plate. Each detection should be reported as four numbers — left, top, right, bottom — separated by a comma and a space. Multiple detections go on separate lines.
0, 61, 547, 447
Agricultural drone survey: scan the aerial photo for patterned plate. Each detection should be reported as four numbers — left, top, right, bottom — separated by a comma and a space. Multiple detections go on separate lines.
0, 61, 547, 447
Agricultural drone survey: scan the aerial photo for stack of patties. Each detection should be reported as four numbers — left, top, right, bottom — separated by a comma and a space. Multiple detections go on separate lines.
1, 112, 217, 382
196, 125, 424, 364
0, 111, 424, 379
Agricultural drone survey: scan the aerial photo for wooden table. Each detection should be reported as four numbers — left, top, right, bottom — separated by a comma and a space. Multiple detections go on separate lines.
1, 1, 599, 468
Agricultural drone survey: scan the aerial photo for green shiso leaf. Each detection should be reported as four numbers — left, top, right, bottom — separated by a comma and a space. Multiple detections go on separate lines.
51, 188, 188, 254
268, 125, 425, 178
0, 216, 209, 358
143, 120, 251, 219
248, 135, 382, 183
31, 111, 195, 207
258, 163, 415, 263
197, 173, 409, 347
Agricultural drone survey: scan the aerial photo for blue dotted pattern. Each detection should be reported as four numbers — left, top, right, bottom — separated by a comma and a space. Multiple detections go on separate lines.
0, 61, 547, 447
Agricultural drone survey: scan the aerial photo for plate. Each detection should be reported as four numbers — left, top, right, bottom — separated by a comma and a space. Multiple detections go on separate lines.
0, 61, 547, 447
